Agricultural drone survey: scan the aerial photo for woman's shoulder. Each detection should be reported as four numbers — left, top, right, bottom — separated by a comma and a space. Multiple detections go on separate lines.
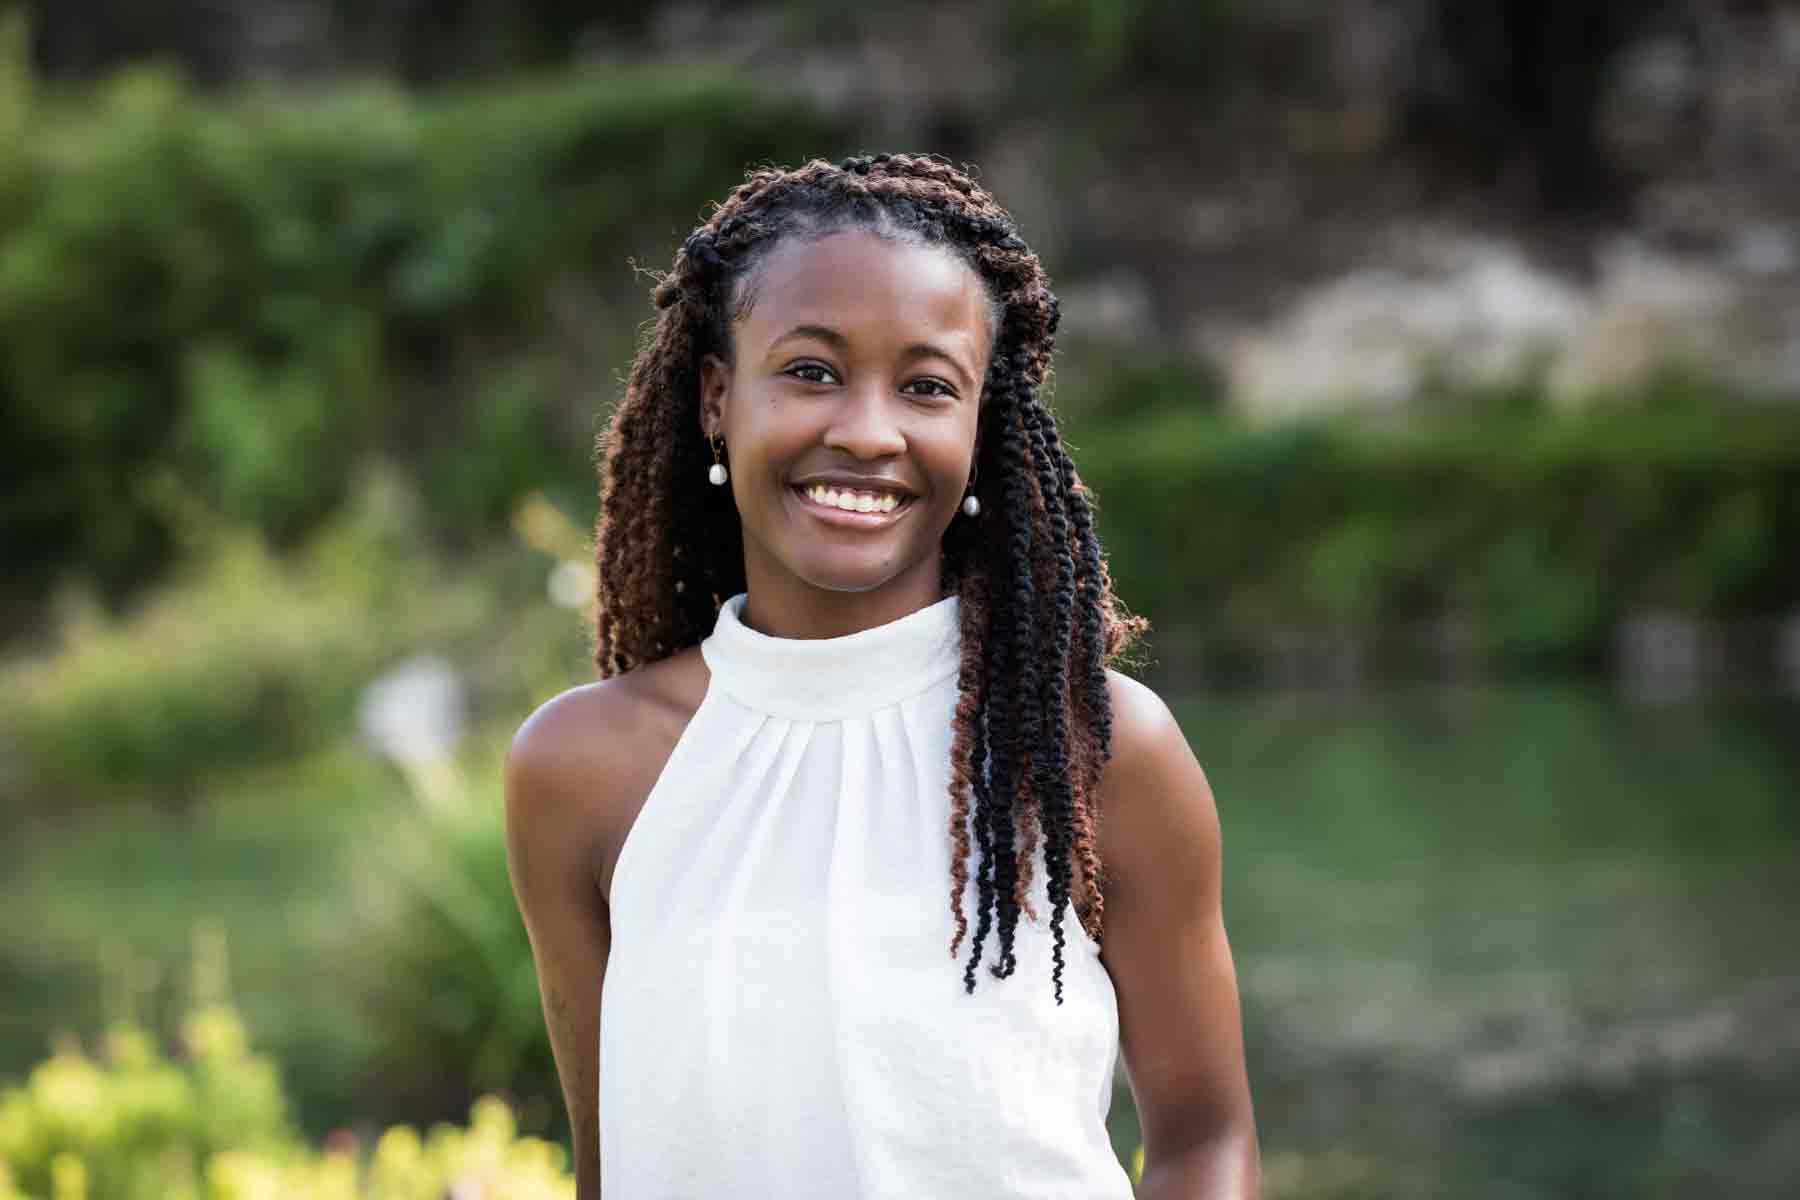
510, 648, 709, 772
1102, 667, 1178, 744
1101, 667, 1191, 786
1097, 668, 1220, 895
504, 647, 711, 896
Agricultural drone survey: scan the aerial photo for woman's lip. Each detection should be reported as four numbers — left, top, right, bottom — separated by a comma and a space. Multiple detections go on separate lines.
788, 485, 915, 528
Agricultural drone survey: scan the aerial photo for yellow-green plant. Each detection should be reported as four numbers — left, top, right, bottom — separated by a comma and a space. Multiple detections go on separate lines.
0, 1003, 572, 1200
197, 1098, 573, 1200
0, 1006, 290, 1199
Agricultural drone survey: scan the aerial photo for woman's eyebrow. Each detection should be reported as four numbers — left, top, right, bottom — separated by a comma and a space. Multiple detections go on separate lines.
896, 342, 975, 390
769, 324, 974, 389
769, 324, 849, 352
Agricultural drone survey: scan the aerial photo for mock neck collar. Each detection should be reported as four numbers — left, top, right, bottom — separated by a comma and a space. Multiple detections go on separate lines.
700, 591, 962, 721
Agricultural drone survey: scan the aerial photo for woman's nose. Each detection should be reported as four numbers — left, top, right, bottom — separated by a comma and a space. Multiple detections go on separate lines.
822, 383, 906, 458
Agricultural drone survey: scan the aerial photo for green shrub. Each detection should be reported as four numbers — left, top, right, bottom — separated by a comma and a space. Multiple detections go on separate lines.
0, 1007, 291, 1199
325, 739, 559, 1133
1071, 374, 1800, 668
1, 471, 592, 811
0, 61, 842, 614
3, 536, 369, 806
0, 484, 429, 808
0, 1002, 573, 1200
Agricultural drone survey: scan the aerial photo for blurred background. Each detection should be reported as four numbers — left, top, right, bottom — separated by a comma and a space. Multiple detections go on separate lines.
2, 1, 1798, 1196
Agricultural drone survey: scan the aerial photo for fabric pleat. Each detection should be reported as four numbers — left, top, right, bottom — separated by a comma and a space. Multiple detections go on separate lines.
599, 591, 1132, 1198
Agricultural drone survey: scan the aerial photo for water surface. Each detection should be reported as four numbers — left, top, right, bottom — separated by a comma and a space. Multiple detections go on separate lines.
1108, 680, 1800, 1197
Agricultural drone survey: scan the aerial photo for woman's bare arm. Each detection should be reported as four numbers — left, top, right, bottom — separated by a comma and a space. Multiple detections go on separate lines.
1101, 670, 1261, 1200
504, 687, 622, 1200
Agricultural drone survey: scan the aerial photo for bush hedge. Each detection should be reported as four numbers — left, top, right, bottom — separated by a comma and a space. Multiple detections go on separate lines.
325, 742, 559, 1135
0, 60, 843, 617
1069, 366, 1800, 669
0, 470, 588, 811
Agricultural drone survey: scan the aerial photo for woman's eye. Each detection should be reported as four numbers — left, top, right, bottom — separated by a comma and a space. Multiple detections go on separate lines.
786, 363, 836, 384
904, 378, 955, 399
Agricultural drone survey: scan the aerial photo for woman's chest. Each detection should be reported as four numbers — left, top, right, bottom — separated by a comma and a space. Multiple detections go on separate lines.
600, 844, 1126, 1198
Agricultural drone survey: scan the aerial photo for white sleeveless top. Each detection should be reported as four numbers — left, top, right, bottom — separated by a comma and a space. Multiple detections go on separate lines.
599, 591, 1133, 1199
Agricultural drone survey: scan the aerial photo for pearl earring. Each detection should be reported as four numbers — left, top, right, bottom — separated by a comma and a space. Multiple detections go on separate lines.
707, 432, 728, 485
961, 464, 980, 517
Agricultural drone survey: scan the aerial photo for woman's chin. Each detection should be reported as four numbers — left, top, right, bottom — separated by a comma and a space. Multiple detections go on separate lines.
789, 556, 901, 595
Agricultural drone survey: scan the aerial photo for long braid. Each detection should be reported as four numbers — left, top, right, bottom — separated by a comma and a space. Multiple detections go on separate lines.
945, 568, 990, 963
1034, 399, 1118, 942
963, 544, 1010, 992
985, 377, 1039, 983
592, 153, 1149, 1001
1019, 391, 1079, 1002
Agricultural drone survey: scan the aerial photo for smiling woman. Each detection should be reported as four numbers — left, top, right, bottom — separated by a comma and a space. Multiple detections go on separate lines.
502, 154, 1261, 1200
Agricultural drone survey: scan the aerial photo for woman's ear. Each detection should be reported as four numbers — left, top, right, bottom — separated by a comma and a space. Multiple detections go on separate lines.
699, 352, 729, 436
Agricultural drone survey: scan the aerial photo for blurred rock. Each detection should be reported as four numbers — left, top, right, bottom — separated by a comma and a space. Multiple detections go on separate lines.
1056, 272, 1157, 345
1727, 224, 1799, 276
1200, 224, 1796, 419
1202, 229, 1579, 420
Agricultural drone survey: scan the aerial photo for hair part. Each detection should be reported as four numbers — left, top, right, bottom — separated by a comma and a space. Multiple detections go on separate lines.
593, 152, 1149, 1003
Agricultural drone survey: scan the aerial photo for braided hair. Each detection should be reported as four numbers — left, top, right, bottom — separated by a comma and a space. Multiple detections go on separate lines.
592, 153, 1148, 1003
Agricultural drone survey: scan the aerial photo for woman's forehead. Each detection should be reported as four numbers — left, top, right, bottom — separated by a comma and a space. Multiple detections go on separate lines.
736, 230, 994, 350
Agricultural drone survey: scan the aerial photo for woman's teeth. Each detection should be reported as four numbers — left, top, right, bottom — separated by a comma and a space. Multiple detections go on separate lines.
801, 484, 903, 514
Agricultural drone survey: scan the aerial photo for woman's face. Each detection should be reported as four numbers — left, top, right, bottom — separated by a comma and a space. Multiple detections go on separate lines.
699, 229, 995, 633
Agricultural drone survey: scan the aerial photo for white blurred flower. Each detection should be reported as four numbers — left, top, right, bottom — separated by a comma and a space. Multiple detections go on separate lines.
547, 559, 593, 609
358, 654, 465, 767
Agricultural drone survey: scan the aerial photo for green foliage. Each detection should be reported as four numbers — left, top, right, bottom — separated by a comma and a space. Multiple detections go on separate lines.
326, 743, 559, 1133
1, 464, 604, 816
0, 1001, 573, 1199
0, 62, 842, 614
0, 1007, 291, 1199
0, 7, 29, 147
1072, 377, 1800, 668
3, 538, 366, 805
0, 469, 591, 811
1052, 345, 1226, 426
1, 474, 415, 807
418, 357, 572, 538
